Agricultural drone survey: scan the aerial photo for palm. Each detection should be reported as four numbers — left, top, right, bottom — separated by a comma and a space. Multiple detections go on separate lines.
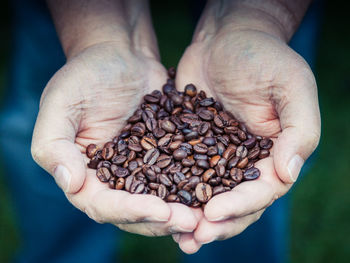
174, 30, 317, 251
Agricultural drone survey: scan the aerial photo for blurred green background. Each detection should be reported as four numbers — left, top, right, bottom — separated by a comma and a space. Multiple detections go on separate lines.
0, 0, 349, 262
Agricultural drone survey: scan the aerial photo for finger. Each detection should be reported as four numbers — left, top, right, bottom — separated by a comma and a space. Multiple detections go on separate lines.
273, 64, 321, 183
194, 210, 265, 244
177, 233, 202, 254
68, 169, 171, 224
31, 74, 85, 194
116, 203, 198, 236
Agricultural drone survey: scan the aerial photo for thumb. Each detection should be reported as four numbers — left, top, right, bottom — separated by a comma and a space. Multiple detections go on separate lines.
273, 72, 321, 184
31, 84, 85, 194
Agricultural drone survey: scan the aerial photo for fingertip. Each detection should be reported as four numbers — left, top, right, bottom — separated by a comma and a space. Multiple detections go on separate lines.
168, 203, 198, 231
178, 233, 202, 254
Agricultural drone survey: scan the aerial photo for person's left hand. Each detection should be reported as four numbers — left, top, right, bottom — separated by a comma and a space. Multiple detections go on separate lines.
172, 26, 321, 254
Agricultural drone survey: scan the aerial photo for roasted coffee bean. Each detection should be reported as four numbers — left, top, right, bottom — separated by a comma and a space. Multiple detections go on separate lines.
140, 136, 157, 150
153, 127, 166, 138
171, 94, 183, 105
182, 158, 195, 167
213, 114, 225, 128
112, 155, 127, 165
168, 67, 176, 79
202, 137, 216, 146
86, 144, 98, 158
196, 159, 209, 169
131, 122, 146, 137
88, 156, 100, 169
195, 183, 212, 203
212, 126, 224, 135
124, 175, 135, 191
188, 138, 202, 146
185, 131, 199, 141
198, 122, 210, 135
128, 160, 139, 171
130, 180, 145, 194
244, 167, 261, 180
236, 145, 248, 159
144, 94, 160, 104
115, 167, 129, 178
217, 135, 230, 147
213, 185, 225, 196
180, 143, 193, 154
217, 157, 228, 167
159, 174, 173, 187
173, 148, 188, 160
97, 160, 111, 169
222, 178, 236, 188
145, 168, 157, 182
208, 178, 220, 186
145, 118, 157, 132
148, 182, 160, 190
199, 97, 215, 107
184, 84, 197, 97
167, 194, 180, 202
224, 126, 238, 134
248, 147, 260, 160
169, 140, 182, 151
96, 167, 111, 182
101, 146, 114, 160
259, 149, 270, 159
114, 178, 125, 190
215, 164, 226, 177
156, 154, 172, 168
207, 145, 218, 156
227, 156, 239, 169
193, 154, 208, 160
243, 137, 256, 149
216, 142, 226, 156
173, 172, 186, 184
237, 157, 249, 168
237, 129, 247, 141
230, 168, 243, 183
209, 155, 221, 167
128, 143, 142, 152
161, 120, 176, 133
260, 138, 273, 149
157, 133, 172, 148
157, 184, 168, 199
127, 150, 136, 161
202, 168, 215, 183
191, 166, 204, 176
143, 148, 160, 165
198, 110, 214, 121
177, 190, 192, 205
193, 143, 208, 154
222, 144, 237, 160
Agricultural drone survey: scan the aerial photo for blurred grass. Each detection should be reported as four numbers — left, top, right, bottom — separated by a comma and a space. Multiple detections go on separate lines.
290, 1, 350, 262
0, 0, 349, 262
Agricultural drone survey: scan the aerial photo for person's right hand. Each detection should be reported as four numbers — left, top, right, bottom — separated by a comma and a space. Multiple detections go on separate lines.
31, 41, 198, 236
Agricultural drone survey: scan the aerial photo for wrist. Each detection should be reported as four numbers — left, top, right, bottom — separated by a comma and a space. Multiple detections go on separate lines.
192, 0, 311, 44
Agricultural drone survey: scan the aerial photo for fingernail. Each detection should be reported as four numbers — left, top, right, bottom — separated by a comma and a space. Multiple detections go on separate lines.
287, 155, 304, 182
169, 226, 193, 233
173, 234, 180, 243
54, 165, 71, 192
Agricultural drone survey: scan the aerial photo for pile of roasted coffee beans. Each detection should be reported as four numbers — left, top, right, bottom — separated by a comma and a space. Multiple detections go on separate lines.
86, 67, 273, 207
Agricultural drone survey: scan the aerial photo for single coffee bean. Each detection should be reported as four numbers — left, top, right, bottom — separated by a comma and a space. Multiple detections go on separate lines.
167, 194, 180, 202
169, 140, 182, 151
184, 84, 197, 97
191, 166, 204, 176
130, 122, 146, 137
140, 136, 157, 150
88, 156, 100, 169
259, 149, 270, 159
243, 167, 261, 180
143, 148, 160, 165
217, 157, 228, 167
230, 168, 243, 183
101, 146, 114, 160
97, 160, 111, 169
260, 138, 273, 149
128, 160, 138, 171
115, 167, 130, 178
128, 143, 142, 152
193, 154, 208, 160
185, 131, 199, 141
114, 177, 125, 190
182, 158, 195, 167
157, 133, 172, 148
156, 154, 172, 168
124, 175, 135, 191
207, 145, 218, 156
196, 159, 209, 169
224, 126, 238, 134
227, 156, 240, 169
161, 120, 176, 133
130, 180, 145, 194
199, 97, 215, 107
198, 122, 210, 135
198, 110, 214, 121
177, 190, 192, 205
157, 184, 168, 199
193, 143, 208, 154
202, 168, 215, 183
159, 174, 173, 187
213, 114, 225, 128
86, 144, 98, 158
202, 137, 216, 146
153, 127, 166, 138
173, 148, 188, 161
195, 183, 212, 203
168, 67, 176, 79
209, 155, 221, 167
243, 137, 257, 149
148, 182, 160, 190
215, 164, 226, 177
222, 178, 236, 188
96, 167, 111, 182
248, 147, 260, 160
213, 185, 225, 196
127, 150, 137, 161
237, 157, 249, 168
236, 145, 248, 159
173, 172, 186, 184
111, 155, 127, 165
222, 144, 237, 160
144, 94, 160, 104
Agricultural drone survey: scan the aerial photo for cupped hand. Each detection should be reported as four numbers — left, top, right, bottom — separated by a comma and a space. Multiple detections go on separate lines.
31, 42, 197, 236
173, 29, 321, 253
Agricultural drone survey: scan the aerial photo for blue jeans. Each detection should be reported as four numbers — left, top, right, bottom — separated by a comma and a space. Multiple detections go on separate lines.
0, 1, 321, 262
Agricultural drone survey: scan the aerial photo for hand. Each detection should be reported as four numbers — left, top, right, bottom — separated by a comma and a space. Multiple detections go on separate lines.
173, 12, 320, 253
31, 42, 197, 236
